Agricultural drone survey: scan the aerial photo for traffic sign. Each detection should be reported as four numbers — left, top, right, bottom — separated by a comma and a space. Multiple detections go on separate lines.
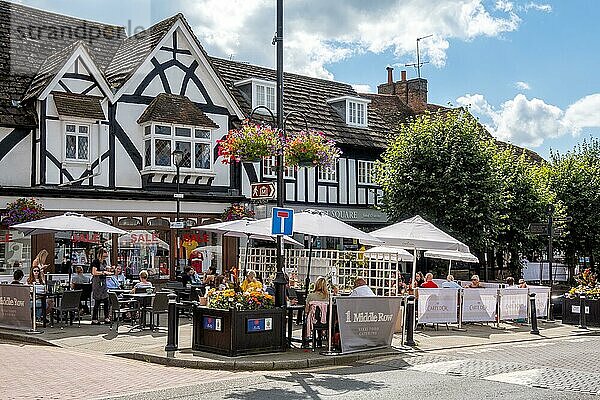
170, 221, 185, 229
554, 216, 573, 223
528, 223, 548, 235
271, 207, 294, 235
553, 227, 565, 235
251, 182, 276, 200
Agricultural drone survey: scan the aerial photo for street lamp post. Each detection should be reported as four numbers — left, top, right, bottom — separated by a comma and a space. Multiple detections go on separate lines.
172, 149, 184, 280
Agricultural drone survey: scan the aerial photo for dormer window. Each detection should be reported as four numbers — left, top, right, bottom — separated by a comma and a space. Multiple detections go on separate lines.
234, 78, 277, 114
326, 96, 370, 127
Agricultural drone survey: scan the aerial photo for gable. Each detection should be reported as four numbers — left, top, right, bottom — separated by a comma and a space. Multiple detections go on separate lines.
114, 20, 243, 119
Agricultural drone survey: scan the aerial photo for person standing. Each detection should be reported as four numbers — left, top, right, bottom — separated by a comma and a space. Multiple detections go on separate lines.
32, 249, 49, 274
91, 248, 112, 325
11, 269, 24, 284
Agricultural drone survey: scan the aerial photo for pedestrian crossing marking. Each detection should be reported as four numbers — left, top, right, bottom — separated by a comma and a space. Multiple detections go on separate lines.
484, 369, 544, 386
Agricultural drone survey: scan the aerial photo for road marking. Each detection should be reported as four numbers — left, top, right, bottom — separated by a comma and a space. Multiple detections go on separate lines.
408, 360, 467, 374
484, 369, 544, 386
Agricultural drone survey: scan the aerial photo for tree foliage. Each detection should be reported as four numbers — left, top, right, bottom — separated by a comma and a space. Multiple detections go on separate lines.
374, 110, 499, 251
549, 138, 600, 267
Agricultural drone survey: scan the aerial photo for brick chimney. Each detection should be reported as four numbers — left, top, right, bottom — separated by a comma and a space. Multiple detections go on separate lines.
377, 68, 428, 112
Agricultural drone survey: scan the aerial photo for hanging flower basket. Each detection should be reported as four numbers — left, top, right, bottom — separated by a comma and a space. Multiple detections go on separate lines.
217, 120, 282, 164
3, 197, 44, 226
221, 203, 255, 221
284, 129, 341, 169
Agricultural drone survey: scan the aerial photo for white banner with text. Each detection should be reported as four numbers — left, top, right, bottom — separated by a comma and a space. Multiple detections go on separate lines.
461, 288, 498, 322
499, 288, 529, 320
417, 288, 459, 324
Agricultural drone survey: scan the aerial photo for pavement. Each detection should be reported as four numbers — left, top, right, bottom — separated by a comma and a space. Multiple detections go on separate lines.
0, 317, 595, 372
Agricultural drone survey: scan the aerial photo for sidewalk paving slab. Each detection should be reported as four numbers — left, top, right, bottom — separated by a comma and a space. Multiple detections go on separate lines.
1, 319, 597, 371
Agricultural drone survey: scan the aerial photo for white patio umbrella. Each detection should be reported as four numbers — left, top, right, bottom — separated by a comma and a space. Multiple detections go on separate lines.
12, 212, 127, 282
365, 246, 414, 262
191, 219, 301, 277
370, 215, 471, 286
424, 249, 479, 276
244, 210, 383, 288
11, 212, 127, 236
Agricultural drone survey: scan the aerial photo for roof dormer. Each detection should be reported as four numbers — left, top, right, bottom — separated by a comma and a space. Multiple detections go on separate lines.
326, 96, 370, 127
234, 78, 277, 115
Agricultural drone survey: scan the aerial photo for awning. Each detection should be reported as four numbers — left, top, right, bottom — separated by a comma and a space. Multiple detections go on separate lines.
52, 92, 106, 120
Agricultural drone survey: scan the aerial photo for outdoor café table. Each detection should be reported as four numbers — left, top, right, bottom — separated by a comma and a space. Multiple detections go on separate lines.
286, 304, 305, 346
123, 293, 155, 330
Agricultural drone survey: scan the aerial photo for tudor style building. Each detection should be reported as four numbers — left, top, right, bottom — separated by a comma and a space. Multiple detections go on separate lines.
0, 1, 450, 273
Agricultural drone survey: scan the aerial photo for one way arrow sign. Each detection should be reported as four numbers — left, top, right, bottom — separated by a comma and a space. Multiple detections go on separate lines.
251, 182, 276, 200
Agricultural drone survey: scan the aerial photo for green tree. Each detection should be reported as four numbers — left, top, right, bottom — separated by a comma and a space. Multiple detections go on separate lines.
550, 139, 600, 268
374, 110, 499, 252
492, 149, 553, 275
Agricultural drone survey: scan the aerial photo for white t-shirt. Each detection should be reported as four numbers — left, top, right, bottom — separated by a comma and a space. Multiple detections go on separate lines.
350, 285, 375, 297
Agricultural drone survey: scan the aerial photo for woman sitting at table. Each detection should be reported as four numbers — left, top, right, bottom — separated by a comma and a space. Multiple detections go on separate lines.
304, 276, 330, 342
131, 270, 153, 292
91, 248, 113, 325
27, 265, 50, 319
240, 270, 262, 292
70, 266, 89, 288
107, 265, 126, 290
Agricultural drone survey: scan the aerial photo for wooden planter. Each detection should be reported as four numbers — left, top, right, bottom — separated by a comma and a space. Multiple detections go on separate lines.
562, 297, 600, 326
192, 306, 286, 356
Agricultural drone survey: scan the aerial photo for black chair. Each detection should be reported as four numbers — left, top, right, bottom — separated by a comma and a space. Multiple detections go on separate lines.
73, 283, 92, 314
52, 290, 82, 328
149, 291, 170, 330
310, 303, 329, 351
109, 292, 138, 331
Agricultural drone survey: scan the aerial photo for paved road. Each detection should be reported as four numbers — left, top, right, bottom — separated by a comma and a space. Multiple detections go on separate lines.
3, 333, 599, 400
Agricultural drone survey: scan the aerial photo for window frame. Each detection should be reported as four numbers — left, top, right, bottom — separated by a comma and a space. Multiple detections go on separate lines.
347, 100, 367, 127
318, 163, 338, 183
142, 122, 214, 174
357, 160, 376, 185
63, 121, 91, 163
262, 156, 295, 179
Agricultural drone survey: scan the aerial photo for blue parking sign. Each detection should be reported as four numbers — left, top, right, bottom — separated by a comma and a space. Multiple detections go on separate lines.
272, 207, 294, 236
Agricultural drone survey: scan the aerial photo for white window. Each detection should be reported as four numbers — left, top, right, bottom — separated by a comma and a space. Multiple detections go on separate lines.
263, 156, 295, 179
143, 123, 213, 172
64, 123, 89, 162
255, 83, 276, 112
348, 101, 366, 126
318, 165, 337, 182
357, 160, 375, 185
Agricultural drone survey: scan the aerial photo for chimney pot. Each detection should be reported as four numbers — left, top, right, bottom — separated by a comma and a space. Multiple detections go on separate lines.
386, 66, 393, 84
401, 70, 407, 81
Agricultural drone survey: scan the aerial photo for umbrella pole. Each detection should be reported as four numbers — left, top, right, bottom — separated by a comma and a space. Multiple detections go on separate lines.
411, 246, 417, 289
243, 234, 250, 279
448, 260, 452, 277
68, 233, 74, 285
304, 236, 313, 291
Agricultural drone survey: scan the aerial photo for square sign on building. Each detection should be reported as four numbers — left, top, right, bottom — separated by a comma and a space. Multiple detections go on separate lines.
271, 207, 294, 236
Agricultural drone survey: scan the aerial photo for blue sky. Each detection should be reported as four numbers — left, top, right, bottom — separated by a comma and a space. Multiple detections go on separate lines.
12, 0, 600, 159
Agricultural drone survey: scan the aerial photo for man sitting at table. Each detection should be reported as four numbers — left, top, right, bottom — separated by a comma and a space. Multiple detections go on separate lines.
420, 273, 439, 288
70, 266, 89, 288
350, 277, 375, 297
11, 269, 24, 284
131, 270, 153, 292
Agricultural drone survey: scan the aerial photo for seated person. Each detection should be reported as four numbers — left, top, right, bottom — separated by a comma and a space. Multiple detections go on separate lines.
518, 278, 528, 288
240, 270, 263, 292
304, 277, 330, 342
441, 274, 461, 288
467, 274, 484, 288
203, 266, 217, 286
131, 270, 153, 292
70, 266, 90, 288
420, 273, 439, 288
350, 277, 375, 297
11, 269, 24, 284
180, 266, 195, 286
215, 274, 230, 290
106, 265, 126, 289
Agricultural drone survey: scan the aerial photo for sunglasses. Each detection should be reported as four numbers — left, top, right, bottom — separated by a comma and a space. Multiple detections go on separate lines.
33, 269, 40, 272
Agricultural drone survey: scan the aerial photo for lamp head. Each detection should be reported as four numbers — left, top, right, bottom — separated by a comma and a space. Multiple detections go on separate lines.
172, 149, 184, 166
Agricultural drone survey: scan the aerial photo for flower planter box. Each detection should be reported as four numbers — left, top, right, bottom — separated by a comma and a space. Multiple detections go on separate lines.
192, 306, 286, 356
562, 297, 600, 326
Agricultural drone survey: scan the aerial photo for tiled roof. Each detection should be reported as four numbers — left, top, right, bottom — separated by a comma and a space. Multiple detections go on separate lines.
209, 57, 390, 149
52, 92, 106, 120
137, 93, 219, 128
105, 14, 181, 89
0, 0, 125, 126
360, 93, 415, 128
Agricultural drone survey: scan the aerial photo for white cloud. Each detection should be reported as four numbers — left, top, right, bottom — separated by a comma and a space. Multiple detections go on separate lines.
178, 0, 528, 79
515, 81, 531, 90
352, 84, 373, 93
456, 93, 600, 148
523, 2, 552, 13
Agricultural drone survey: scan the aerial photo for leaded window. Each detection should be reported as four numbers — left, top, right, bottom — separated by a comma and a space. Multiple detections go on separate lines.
64, 123, 89, 162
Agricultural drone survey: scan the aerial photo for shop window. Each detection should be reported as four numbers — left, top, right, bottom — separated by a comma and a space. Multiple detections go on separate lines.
148, 218, 169, 228
119, 217, 142, 227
